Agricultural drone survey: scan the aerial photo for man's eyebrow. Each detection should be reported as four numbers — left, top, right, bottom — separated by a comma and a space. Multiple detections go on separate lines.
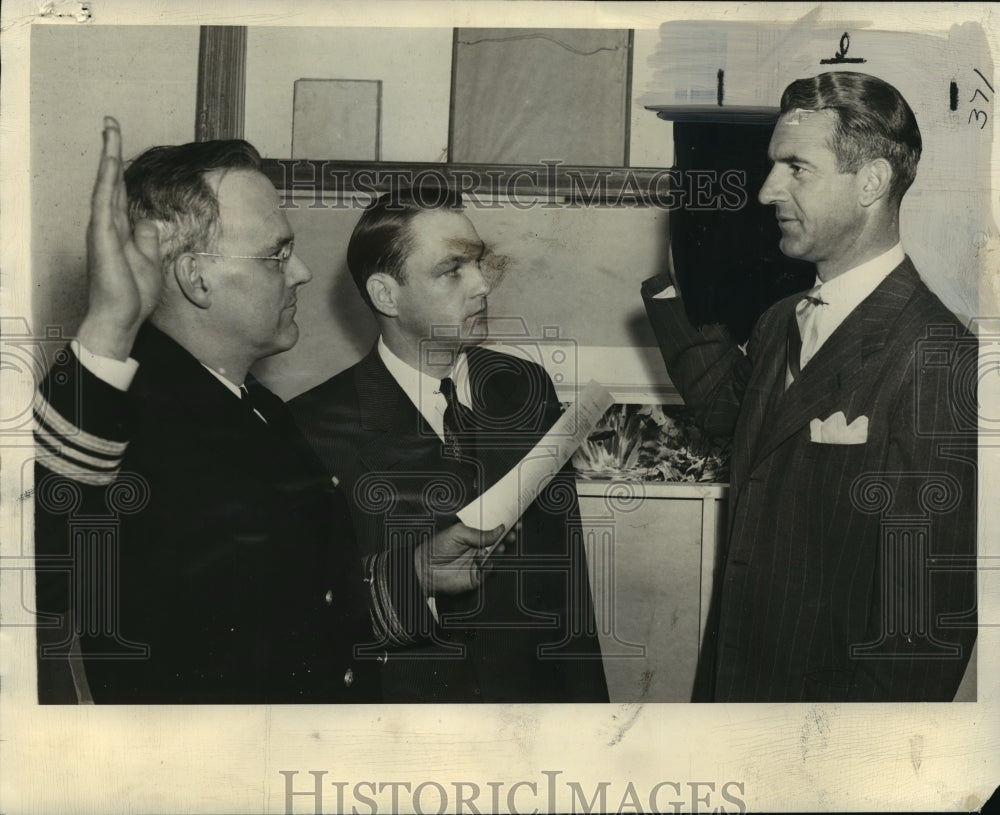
257, 235, 294, 256
773, 152, 815, 167
432, 253, 470, 271
440, 237, 485, 261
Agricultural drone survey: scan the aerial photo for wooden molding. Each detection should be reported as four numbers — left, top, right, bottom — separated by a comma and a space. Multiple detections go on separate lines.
195, 26, 247, 141
262, 159, 691, 205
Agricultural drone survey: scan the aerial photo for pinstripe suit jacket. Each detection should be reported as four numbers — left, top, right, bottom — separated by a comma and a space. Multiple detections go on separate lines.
289, 345, 608, 703
643, 259, 977, 701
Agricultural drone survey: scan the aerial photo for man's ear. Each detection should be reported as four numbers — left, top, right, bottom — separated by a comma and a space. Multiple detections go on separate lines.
173, 254, 212, 309
367, 273, 400, 318
858, 158, 893, 207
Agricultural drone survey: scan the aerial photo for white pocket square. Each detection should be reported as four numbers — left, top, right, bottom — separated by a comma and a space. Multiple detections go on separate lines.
809, 411, 869, 444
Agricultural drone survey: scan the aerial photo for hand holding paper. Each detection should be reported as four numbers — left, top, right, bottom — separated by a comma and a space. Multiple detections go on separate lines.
414, 522, 509, 595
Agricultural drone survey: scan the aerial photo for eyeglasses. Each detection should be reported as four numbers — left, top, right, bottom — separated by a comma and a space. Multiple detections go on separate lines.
193, 241, 295, 273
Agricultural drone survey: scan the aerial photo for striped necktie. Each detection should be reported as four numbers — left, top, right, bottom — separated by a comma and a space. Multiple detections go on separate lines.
786, 291, 828, 384
439, 376, 475, 457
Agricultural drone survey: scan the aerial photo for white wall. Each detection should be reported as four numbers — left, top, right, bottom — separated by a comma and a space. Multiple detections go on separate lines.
639, 20, 996, 322
629, 27, 675, 168
244, 27, 453, 162
30, 25, 200, 336
254, 196, 672, 400
245, 26, 674, 167
29, 23, 676, 377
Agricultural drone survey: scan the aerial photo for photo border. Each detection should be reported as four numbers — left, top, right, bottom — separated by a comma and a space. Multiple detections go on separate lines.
2, 2, 997, 813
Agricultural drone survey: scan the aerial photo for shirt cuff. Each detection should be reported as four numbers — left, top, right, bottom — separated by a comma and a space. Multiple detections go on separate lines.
72, 340, 139, 391
653, 285, 678, 300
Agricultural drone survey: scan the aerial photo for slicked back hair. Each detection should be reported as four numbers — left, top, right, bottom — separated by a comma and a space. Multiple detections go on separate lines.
780, 71, 921, 204
124, 140, 263, 268
347, 187, 464, 309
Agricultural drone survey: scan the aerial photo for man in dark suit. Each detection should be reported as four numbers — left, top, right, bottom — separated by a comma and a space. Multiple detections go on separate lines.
290, 190, 608, 702
33, 119, 500, 703
643, 72, 977, 701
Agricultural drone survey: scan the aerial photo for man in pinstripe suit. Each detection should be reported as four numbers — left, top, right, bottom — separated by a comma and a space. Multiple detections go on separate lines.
643, 72, 977, 701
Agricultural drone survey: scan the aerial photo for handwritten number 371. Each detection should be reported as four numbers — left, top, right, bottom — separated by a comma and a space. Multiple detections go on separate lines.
969, 68, 993, 130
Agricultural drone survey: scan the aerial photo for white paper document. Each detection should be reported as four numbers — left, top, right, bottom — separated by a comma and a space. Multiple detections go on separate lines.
457, 380, 614, 532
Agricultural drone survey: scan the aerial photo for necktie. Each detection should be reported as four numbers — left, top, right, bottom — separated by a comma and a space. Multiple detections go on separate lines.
786, 291, 827, 384
439, 376, 475, 457
239, 383, 267, 423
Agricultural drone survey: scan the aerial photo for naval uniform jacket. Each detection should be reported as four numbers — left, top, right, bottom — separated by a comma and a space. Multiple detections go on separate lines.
34, 324, 424, 703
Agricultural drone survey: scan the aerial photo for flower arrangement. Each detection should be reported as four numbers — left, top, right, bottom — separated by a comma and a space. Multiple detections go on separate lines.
571, 403, 731, 483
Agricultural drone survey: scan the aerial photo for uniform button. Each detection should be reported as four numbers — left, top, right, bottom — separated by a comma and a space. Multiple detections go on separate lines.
376, 652, 388, 664
331, 475, 340, 487
343, 668, 354, 687
324, 590, 334, 605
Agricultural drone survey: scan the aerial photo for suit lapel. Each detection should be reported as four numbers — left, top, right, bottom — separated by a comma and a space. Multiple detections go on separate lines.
244, 372, 332, 482
731, 299, 796, 479
353, 349, 442, 473
133, 324, 326, 484
750, 260, 920, 467
354, 345, 546, 488
135, 324, 265, 440
465, 347, 549, 484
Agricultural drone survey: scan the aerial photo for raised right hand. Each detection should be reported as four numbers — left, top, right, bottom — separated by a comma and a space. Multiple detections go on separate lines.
77, 117, 162, 360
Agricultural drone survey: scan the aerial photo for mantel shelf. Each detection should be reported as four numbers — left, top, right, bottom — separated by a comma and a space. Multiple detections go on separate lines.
646, 104, 779, 124
575, 479, 728, 499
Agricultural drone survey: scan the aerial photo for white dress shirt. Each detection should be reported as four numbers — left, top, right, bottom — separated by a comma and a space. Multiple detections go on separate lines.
201, 364, 268, 423
653, 244, 905, 376
71, 340, 139, 391
377, 336, 472, 441
797, 242, 905, 370
200, 364, 243, 398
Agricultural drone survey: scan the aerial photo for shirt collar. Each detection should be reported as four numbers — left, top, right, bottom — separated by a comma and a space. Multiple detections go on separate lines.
200, 363, 268, 424
201, 363, 243, 398
377, 336, 471, 410
812, 243, 905, 310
